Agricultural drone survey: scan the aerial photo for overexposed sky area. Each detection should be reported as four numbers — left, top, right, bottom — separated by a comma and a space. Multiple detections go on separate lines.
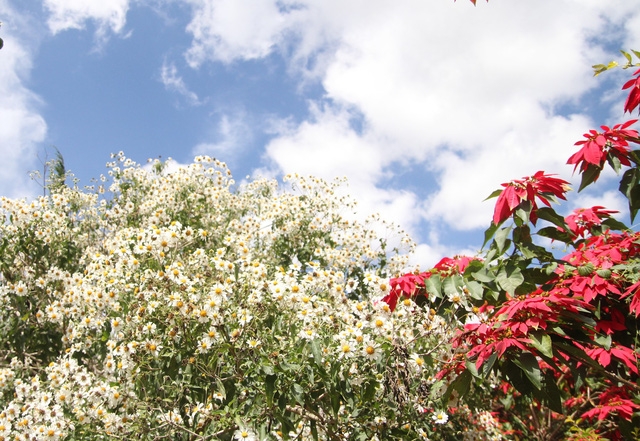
1, 0, 639, 264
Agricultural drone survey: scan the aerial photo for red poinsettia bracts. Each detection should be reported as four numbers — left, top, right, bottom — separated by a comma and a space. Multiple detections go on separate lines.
451, 287, 590, 371
564, 206, 618, 238
460, 322, 531, 370
433, 255, 475, 275
594, 307, 627, 335
581, 386, 640, 421
578, 341, 638, 375
382, 271, 431, 311
621, 280, 640, 317
567, 120, 638, 175
495, 289, 587, 332
382, 255, 478, 311
561, 232, 640, 303
623, 67, 640, 114
492, 171, 570, 225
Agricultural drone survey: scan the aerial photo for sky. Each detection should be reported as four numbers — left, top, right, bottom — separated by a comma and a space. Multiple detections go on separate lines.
1, 0, 639, 266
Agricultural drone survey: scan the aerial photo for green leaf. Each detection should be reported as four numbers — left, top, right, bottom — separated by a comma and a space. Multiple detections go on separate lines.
465, 280, 484, 300
536, 226, 573, 244
482, 222, 500, 249
481, 352, 498, 378
578, 164, 602, 192
515, 202, 533, 225
471, 268, 494, 283
292, 383, 304, 405
484, 188, 504, 201
592, 64, 607, 76
601, 217, 629, 231
310, 339, 323, 366
541, 370, 563, 413
535, 207, 568, 229
463, 258, 484, 275
216, 378, 227, 401
331, 388, 340, 417
494, 226, 512, 255
310, 420, 319, 441
619, 167, 640, 222
424, 274, 442, 299
512, 352, 542, 390
444, 369, 472, 402
442, 275, 462, 298
465, 359, 479, 377
515, 222, 534, 242
554, 341, 601, 370
594, 334, 612, 350
529, 332, 553, 358
496, 266, 524, 294
607, 153, 623, 174
363, 380, 376, 402
265, 374, 276, 406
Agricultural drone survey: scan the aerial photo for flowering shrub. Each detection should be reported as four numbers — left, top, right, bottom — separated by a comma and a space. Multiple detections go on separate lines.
384, 53, 640, 440
0, 154, 509, 440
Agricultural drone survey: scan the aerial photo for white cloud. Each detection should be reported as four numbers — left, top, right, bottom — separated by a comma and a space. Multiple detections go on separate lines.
193, 112, 253, 164
0, 1, 47, 199
43, 0, 130, 45
6, 0, 637, 261
184, 0, 297, 67
159, 60, 203, 106
187, 0, 640, 239
423, 112, 593, 230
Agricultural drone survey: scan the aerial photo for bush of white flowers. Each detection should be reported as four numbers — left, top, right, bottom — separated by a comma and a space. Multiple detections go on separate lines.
0, 153, 502, 441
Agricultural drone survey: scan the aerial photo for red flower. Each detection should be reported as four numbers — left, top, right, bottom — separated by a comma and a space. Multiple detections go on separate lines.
581, 386, 640, 421
495, 289, 586, 334
564, 206, 618, 238
584, 344, 638, 374
594, 307, 627, 335
622, 67, 640, 114
433, 255, 476, 275
567, 120, 638, 176
382, 255, 478, 311
621, 280, 640, 317
458, 322, 531, 370
492, 171, 570, 225
382, 271, 430, 311
557, 232, 640, 303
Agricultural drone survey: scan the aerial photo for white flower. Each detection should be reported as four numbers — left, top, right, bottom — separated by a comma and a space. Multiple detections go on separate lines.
432, 410, 449, 424
234, 427, 257, 441
409, 353, 426, 371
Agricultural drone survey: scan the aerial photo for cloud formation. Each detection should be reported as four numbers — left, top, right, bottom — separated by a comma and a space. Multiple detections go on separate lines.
0, 1, 47, 198
159, 60, 203, 106
44, 0, 130, 45
11, 0, 640, 264
180, 0, 639, 244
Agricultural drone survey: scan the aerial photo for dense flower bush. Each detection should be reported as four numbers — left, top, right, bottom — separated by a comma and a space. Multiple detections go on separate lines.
0, 154, 509, 440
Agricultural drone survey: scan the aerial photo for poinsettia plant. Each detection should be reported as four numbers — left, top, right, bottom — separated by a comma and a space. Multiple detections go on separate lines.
382, 54, 640, 440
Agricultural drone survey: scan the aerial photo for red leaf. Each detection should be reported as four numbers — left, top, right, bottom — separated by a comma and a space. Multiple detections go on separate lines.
610, 345, 639, 374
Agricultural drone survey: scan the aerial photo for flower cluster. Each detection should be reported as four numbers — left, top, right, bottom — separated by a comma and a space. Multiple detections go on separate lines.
0, 153, 503, 440
491, 171, 570, 225
567, 120, 638, 178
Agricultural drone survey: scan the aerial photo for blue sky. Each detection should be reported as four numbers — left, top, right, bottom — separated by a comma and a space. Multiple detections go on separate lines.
1, 0, 639, 265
